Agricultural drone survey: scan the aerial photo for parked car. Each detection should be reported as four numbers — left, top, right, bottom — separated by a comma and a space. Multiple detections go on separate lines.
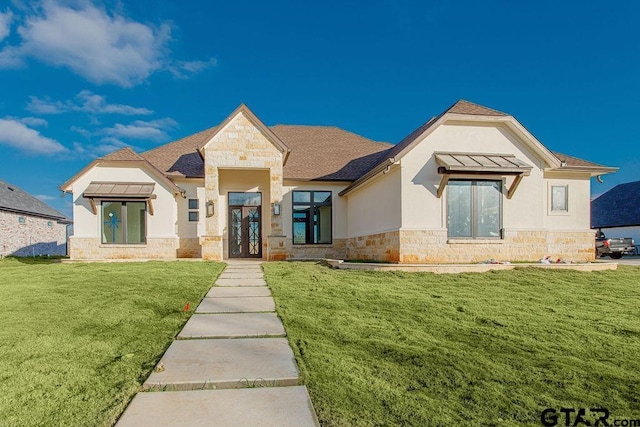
595, 230, 635, 259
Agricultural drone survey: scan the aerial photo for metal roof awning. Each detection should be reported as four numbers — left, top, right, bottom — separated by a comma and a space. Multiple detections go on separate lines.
83, 182, 157, 215
434, 152, 533, 199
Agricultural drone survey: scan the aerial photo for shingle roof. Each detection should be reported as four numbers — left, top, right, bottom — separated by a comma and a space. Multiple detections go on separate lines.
273, 125, 392, 180
0, 178, 71, 222
95, 100, 604, 184
550, 151, 605, 168
447, 99, 507, 116
137, 124, 391, 181
102, 147, 144, 161
141, 126, 218, 177
591, 180, 640, 228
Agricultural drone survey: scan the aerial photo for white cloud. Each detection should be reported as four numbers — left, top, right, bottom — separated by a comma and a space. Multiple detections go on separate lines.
75, 90, 153, 115
2, 1, 168, 86
168, 58, 217, 79
0, 118, 66, 154
0, 10, 12, 42
25, 95, 66, 114
35, 194, 56, 201
27, 90, 153, 115
20, 116, 48, 127
103, 118, 177, 141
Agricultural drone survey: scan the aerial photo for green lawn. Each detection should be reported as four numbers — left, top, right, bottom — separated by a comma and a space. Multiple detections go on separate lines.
263, 262, 640, 427
0, 259, 223, 427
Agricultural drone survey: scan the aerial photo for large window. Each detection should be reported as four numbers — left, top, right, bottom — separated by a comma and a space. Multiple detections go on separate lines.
101, 201, 146, 244
447, 180, 502, 239
292, 191, 332, 244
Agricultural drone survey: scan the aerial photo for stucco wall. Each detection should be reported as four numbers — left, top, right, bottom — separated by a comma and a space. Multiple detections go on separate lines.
345, 166, 402, 238
67, 164, 180, 259
173, 178, 204, 257
0, 210, 68, 257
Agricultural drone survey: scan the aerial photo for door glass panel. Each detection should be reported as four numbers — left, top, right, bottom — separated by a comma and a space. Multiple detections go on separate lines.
228, 192, 262, 206
230, 208, 242, 256
247, 207, 260, 255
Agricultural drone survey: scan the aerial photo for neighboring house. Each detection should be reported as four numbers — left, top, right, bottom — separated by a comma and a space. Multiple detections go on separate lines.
60, 100, 616, 263
591, 180, 640, 246
0, 179, 71, 257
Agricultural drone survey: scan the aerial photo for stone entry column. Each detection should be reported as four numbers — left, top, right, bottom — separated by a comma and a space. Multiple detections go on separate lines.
202, 164, 223, 260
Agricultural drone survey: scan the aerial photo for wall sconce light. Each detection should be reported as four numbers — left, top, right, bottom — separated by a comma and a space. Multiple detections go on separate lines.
206, 201, 215, 217
273, 203, 281, 216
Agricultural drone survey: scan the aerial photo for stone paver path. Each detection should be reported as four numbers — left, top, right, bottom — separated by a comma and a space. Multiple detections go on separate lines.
116, 260, 318, 426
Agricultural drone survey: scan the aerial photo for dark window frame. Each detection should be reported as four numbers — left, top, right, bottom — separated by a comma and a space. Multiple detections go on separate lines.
446, 179, 503, 240
188, 198, 199, 222
101, 200, 147, 244
292, 190, 333, 245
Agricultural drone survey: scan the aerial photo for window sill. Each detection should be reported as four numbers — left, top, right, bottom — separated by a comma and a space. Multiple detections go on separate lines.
292, 243, 334, 247
548, 211, 570, 216
447, 239, 504, 244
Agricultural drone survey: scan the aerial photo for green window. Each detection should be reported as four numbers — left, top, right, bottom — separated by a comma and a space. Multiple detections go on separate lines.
447, 180, 502, 239
102, 201, 146, 244
292, 191, 332, 244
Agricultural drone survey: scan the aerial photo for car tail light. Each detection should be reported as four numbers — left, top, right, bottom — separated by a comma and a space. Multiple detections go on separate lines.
604, 240, 610, 247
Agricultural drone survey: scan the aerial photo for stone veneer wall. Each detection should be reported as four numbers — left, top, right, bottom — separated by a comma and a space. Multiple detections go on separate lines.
202, 112, 285, 261
69, 237, 178, 259
345, 229, 595, 263
177, 238, 201, 258
286, 239, 347, 260
346, 231, 400, 262
0, 210, 68, 257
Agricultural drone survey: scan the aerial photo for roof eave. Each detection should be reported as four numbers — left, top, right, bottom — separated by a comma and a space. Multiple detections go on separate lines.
338, 158, 396, 197
546, 166, 619, 177
60, 158, 185, 197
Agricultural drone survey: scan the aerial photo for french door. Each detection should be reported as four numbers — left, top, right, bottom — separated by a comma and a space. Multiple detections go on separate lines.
228, 205, 262, 258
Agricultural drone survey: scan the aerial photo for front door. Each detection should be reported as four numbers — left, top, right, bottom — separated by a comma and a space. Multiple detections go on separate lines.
228, 192, 262, 258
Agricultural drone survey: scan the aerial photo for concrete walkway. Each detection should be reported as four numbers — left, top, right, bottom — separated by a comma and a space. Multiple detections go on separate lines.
116, 260, 319, 426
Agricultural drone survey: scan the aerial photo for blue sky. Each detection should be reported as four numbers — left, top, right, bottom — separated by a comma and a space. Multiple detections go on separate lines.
1, 0, 638, 218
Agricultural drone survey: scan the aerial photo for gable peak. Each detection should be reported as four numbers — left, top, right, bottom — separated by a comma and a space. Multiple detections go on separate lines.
446, 100, 508, 117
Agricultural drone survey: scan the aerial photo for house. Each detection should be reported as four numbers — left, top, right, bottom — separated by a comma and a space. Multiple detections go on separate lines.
591, 180, 640, 247
0, 178, 71, 257
60, 100, 616, 263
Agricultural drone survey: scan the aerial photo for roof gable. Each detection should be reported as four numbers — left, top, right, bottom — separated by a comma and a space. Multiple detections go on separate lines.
200, 104, 291, 162
60, 147, 184, 196
591, 180, 640, 228
0, 178, 70, 222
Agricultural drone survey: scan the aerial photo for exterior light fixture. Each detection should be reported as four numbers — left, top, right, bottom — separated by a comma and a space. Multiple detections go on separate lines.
273, 203, 281, 216
206, 201, 215, 217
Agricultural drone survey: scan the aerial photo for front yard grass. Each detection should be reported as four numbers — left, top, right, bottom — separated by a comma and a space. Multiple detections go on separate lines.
263, 262, 640, 426
0, 259, 223, 427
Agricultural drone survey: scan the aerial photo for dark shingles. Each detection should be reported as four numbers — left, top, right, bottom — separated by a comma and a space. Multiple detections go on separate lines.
591, 180, 640, 228
0, 178, 71, 222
